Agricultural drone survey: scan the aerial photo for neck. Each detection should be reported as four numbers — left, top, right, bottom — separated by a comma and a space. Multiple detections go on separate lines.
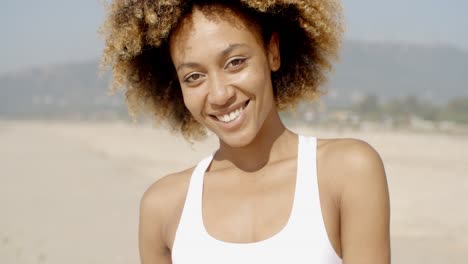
215, 110, 297, 172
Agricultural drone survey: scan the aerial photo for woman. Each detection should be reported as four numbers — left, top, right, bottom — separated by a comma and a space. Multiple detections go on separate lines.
101, 0, 390, 263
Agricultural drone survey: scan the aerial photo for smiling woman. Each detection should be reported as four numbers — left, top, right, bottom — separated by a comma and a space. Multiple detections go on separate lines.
169, 7, 281, 147
100, 1, 390, 264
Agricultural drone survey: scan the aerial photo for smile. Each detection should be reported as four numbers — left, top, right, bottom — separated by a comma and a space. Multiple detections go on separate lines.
215, 105, 244, 123
213, 101, 249, 123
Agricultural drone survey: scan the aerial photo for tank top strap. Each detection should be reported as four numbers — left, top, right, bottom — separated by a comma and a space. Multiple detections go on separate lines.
296, 135, 318, 201
293, 135, 337, 255
174, 154, 214, 242
288, 135, 321, 229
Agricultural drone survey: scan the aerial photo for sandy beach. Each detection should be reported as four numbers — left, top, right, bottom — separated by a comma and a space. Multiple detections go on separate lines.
0, 120, 467, 264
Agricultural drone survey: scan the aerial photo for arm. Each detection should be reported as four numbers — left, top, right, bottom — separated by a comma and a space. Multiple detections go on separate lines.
139, 183, 172, 264
340, 140, 391, 263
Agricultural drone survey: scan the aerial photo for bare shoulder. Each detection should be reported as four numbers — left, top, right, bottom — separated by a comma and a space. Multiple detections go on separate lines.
318, 137, 382, 162
318, 137, 385, 180
318, 138, 390, 263
141, 167, 194, 208
316, 137, 387, 202
139, 167, 195, 247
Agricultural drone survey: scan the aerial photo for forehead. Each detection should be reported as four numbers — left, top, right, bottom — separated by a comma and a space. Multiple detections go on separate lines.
169, 6, 264, 61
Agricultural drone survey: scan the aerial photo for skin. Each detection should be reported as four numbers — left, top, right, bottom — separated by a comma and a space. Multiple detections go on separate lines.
139, 6, 390, 264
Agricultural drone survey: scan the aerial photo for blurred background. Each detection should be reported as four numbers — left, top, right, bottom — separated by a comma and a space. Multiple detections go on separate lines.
1, 0, 467, 263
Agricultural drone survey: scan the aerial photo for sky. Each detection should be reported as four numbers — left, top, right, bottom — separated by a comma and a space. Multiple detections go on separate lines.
1, 0, 468, 73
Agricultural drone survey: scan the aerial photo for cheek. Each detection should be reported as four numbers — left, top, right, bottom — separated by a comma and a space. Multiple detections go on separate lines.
181, 88, 204, 117
232, 62, 273, 96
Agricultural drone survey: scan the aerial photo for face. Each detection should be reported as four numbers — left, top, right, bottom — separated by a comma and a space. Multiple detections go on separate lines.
169, 7, 280, 147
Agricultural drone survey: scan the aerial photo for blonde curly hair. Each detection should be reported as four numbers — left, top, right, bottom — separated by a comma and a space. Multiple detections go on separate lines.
100, 0, 343, 139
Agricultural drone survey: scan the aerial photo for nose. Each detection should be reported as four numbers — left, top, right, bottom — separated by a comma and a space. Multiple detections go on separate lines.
207, 74, 234, 106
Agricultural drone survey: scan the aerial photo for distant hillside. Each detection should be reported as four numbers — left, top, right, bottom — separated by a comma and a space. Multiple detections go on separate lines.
327, 41, 468, 106
0, 61, 126, 119
1, 41, 467, 119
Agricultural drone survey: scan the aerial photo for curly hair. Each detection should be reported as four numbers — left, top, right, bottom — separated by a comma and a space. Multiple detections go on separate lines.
100, 0, 343, 139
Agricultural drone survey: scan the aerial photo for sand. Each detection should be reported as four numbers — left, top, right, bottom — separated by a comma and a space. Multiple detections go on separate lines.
0, 120, 466, 264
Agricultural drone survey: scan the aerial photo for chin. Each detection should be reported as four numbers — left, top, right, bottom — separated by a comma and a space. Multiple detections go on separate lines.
217, 129, 258, 148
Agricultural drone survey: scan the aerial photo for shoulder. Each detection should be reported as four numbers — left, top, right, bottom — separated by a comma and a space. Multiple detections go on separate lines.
317, 138, 390, 262
317, 137, 387, 198
140, 166, 194, 217
318, 137, 382, 162
138, 167, 195, 261
139, 167, 195, 243
318, 137, 384, 176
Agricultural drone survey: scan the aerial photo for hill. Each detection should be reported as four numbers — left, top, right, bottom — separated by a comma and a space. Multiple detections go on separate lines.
327, 41, 468, 106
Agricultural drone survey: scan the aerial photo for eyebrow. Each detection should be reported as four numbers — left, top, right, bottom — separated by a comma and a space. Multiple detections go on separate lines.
176, 43, 249, 71
221, 43, 249, 58
176, 62, 199, 72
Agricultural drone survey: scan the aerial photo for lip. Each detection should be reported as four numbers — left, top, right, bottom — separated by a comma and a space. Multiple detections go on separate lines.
209, 100, 249, 117
208, 100, 250, 131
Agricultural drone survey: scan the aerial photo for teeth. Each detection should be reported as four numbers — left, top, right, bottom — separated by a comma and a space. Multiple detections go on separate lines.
216, 105, 244, 123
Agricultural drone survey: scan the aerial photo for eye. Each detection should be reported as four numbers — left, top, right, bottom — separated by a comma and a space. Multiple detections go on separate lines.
226, 57, 247, 69
183, 73, 204, 83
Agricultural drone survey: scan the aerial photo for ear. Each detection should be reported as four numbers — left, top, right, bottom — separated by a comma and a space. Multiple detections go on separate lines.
267, 32, 280, 72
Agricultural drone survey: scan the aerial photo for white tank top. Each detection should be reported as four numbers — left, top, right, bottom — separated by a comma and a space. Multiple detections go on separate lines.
172, 135, 342, 264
